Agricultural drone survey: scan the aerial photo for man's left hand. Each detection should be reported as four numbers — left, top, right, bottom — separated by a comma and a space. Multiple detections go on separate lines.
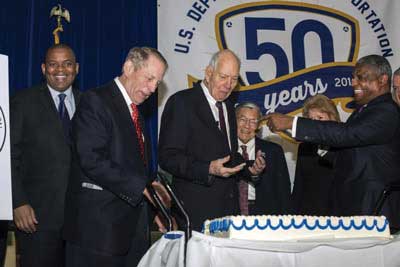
248, 150, 266, 176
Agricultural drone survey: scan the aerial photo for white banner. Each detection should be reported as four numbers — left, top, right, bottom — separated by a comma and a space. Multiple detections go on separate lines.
158, 0, 400, 186
0, 54, 12, 220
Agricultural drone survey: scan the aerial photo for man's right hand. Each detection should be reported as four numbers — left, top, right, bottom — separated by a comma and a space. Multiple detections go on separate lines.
13, 204, 38, 233
209, 155, 245, 177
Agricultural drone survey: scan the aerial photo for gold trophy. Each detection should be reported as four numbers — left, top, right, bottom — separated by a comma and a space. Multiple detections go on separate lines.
50, 4, 70, 44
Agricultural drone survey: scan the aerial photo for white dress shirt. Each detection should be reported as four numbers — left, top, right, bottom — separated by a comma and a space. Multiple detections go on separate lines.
201, 81, 231, 149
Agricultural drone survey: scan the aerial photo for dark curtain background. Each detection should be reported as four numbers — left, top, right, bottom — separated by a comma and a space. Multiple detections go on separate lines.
0, 0, 159, 172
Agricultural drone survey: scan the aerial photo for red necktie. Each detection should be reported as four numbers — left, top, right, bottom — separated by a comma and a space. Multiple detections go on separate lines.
239, 145, 249, 215
130, 103, 145, 163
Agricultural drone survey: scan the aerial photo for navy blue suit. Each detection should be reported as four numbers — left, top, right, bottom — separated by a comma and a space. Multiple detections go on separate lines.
295, 93, 400, 229
63, 80, 152, 266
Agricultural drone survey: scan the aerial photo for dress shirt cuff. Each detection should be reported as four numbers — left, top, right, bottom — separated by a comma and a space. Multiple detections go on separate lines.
291, 116, 298, 138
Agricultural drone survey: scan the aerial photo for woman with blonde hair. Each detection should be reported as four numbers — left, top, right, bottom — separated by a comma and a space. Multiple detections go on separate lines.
292, 94, 340, 216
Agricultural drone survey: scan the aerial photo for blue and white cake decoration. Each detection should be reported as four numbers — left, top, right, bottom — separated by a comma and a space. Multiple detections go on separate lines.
203, 215, 391, 241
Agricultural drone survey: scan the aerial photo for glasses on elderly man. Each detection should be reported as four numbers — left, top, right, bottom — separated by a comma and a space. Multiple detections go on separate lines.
238, 117, 259, 127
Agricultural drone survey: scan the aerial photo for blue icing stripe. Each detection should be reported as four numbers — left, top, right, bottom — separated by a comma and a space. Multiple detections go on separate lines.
304, 219, 318, 230
329, 218, 341, 230
316, 219, 329, 230
280, 218, 292, 230
292, 218, 306, 229
269, 218, 281, 230
257, 218, 269, 230
207, 216, 388, 233
377, 219, 389, 232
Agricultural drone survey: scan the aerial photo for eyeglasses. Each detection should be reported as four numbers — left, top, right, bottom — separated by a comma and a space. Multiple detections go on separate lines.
238, 117, 258, 127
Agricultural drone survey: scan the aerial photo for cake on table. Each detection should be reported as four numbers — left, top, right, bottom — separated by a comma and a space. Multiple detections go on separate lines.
202, 215, 391, 241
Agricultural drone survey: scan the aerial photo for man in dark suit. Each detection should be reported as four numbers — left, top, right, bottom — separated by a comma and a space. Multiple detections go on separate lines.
266, 54, 400, 230
159, 50, 266, 231
0, 221, 7, 266
235, 102, 291, 215
10, 43, 80, 267
63, 47, 168, 267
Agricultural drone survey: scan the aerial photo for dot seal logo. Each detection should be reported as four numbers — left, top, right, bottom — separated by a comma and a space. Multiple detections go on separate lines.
0, 106, 6, 152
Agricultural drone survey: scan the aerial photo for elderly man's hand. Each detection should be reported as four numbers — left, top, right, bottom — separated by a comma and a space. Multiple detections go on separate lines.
264, 113, 294, 132
209, 155, 246, 178
248, 150, 266, 176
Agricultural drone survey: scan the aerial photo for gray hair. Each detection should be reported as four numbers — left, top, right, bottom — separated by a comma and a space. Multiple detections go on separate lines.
356, 54, 392, 84
235, 101, 262, 119
208, 49, 241, 70
125, 47, 168, 71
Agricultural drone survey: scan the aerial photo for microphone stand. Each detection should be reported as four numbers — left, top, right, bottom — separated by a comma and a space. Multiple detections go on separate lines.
157, 171, 192, 266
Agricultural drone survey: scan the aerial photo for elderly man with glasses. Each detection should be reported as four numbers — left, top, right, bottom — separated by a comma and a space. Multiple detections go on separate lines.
235, 102, 291, 216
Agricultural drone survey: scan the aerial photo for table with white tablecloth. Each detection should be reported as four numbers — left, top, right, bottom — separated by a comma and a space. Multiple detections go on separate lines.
138, 231, 400, 267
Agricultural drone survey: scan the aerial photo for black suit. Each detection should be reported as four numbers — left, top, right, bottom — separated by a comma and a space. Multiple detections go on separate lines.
291, 143, 336, 216
63, 80, 152, 267
295, 93, 400, 228
159, 83, 239, 231
247, 138, 291, 215
10, 84, 80, 267
0, 221, 7, 267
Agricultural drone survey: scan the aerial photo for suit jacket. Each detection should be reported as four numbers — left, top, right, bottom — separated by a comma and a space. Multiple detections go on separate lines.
291, 143, 336, 216
245, 138, 291, 215
10, 83, 81, 231
296, 93, 400, 228
63, 80, 152, 255
159, 83, 239, 231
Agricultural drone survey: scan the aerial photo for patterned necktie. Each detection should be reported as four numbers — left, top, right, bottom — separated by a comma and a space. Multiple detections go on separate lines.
215, 101, 229, 145
130, 103, 145, 163
239, 145, 249, 215
58, 93, 71, 141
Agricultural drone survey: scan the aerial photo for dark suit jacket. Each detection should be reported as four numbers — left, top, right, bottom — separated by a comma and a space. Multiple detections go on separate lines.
10, 84, 81, 231
291, 143, 336, 216
63, 81, 152, 255
296, 93, 400, 228
159, 83, 239, 231
248, 138, 291, 215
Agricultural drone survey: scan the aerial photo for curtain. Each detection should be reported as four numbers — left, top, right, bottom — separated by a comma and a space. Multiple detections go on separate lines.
0, 0, 159, 172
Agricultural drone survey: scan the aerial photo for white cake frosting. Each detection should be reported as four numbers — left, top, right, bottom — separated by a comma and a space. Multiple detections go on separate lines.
202, 215, 391, 240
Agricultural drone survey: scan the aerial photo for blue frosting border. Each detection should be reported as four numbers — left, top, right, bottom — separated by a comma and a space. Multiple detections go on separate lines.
205, 217, 389, 234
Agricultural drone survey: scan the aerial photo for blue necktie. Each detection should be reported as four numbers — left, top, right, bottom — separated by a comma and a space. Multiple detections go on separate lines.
58, 93, 71, 142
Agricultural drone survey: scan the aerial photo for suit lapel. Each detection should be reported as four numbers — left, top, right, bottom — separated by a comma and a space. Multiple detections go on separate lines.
38, 84, 65, 137
109, 81, 148, 166
226, 99, 238, 152
193, 84, 232, 150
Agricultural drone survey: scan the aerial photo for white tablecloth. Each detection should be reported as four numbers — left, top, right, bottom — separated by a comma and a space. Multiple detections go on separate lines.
138, 231, 400, 267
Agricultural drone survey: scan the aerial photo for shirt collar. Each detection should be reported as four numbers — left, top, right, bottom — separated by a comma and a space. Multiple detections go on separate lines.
201, 81, 218, 105
47, 84, 73, 100
114, 77, 133, 108
238, 138, 255, 151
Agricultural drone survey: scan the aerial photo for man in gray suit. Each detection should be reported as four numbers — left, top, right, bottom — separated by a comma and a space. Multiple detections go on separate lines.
11, 43, 80, 267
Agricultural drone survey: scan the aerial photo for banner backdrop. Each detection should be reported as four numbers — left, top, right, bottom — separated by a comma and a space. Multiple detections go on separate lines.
158, 0, 400, 186
0, 54, 12, 220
